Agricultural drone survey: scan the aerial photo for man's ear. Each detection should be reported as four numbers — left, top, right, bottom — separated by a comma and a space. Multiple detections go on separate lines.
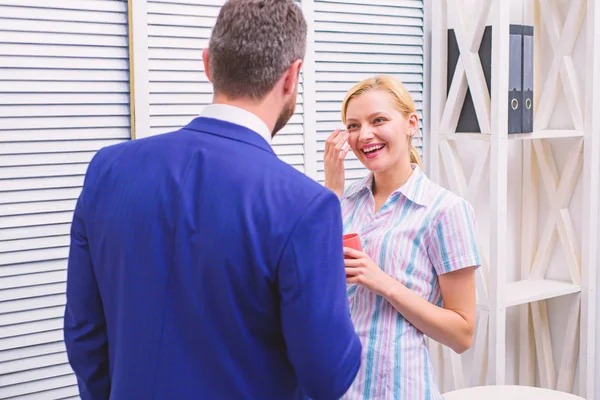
202, 48, 212, 82
283, 59, 303, 95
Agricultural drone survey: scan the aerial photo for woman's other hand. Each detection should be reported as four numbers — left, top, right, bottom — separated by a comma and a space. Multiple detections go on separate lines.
344, 247, 391, 296
324, 128, 350, 199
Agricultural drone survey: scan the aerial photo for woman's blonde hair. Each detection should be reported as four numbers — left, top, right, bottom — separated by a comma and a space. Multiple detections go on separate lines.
341, 74, 423, 169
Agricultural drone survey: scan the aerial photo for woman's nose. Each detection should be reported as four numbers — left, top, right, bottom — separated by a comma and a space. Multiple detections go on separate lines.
359, 127, 375, 141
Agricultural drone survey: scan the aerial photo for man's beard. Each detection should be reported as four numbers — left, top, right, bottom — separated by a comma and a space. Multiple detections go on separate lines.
271, 96, 296, 138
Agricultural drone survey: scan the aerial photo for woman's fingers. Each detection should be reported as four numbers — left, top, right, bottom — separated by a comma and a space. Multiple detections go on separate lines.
325, 129, 341, 154
345, 267, 362, 276
325, 128, 341, 143
343, 247, 364, 259
334, 131, 349, 151
339, 144, 351, 160
344, 258, 362, 267
325, 129, 348, 150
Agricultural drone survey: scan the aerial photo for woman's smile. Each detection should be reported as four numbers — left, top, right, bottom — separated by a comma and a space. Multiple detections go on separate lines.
360, 143, 387, 158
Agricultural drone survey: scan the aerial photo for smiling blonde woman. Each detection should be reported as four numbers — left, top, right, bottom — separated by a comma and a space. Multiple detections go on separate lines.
324, 74, 481, 400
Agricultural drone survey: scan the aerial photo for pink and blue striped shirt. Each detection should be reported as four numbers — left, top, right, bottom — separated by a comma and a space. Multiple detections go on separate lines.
340, 164, 480, 400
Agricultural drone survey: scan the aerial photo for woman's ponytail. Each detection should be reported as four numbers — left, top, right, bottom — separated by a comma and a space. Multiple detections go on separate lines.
409, 145, 423, 169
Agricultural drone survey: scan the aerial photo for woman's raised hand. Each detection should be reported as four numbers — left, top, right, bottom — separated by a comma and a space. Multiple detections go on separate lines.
324, 128, 350, 199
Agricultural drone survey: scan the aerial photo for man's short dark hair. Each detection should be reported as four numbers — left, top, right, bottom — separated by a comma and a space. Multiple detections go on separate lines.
208, 0, 307, 100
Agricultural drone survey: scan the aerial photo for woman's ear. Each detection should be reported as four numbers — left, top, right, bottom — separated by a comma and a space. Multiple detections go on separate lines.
405, 113, 419, 138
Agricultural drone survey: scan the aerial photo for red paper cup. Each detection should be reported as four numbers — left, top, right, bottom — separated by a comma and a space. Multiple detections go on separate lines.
343, 233, 362, 258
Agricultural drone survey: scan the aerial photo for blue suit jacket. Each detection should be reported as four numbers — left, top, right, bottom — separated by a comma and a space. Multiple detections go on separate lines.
64, 117, 361, 400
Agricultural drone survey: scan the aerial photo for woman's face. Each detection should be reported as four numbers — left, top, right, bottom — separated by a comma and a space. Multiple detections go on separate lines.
345, 90, 418, 174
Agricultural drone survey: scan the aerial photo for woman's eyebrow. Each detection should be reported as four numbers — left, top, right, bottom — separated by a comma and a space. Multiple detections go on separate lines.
346, 112, 386, 122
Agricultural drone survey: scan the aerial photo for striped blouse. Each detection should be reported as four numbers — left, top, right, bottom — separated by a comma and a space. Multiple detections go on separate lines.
340, 164, 480, 400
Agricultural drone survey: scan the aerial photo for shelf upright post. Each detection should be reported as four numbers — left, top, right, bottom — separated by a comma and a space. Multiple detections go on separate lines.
428, 0, 447, 181
581, 0, 600, 398
426, 0, 449, 388
488, 0, 510, 386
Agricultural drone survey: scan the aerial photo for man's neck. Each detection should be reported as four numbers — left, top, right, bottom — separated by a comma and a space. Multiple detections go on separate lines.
213, 95, 275, 134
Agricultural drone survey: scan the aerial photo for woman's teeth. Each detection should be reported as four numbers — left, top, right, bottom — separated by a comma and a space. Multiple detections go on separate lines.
363, 144, 385, 154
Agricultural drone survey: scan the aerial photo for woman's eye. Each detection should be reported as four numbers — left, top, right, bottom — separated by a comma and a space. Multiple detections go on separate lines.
347, 124, 358, 130
374, 117, 386, 124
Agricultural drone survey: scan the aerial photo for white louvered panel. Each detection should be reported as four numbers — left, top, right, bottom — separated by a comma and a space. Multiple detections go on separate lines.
0, 306, 65, 327
0, 283, 67, 305
11, 387, 80, 400
0, 342, 65, 364
0, 271, 66, 292
0, 225, 72, 244
147, 0, 306, 172
0, 319, 64, 343
1, 351, 66, 375
1, 213, 75, 232
0, 236, 70, 255
0, 373, 77, 400
314, 0, 425, 184
0, 0, 131, 397
0, 260, 67, 280
0, 294, 66, 315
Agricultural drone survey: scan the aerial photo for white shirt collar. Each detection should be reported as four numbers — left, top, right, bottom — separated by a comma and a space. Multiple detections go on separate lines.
199, 104, 272, 145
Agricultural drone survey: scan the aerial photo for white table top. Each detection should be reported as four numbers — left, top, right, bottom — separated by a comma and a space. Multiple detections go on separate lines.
443, 385, 585, 400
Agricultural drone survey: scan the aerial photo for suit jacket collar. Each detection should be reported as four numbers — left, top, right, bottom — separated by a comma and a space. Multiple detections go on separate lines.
183, 116, 275, 155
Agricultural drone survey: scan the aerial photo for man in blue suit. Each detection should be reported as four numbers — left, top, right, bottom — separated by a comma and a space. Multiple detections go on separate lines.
63, 0, 361, 399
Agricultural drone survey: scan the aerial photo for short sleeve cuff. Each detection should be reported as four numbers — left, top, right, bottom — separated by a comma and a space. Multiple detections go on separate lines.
434, 253, 481, 275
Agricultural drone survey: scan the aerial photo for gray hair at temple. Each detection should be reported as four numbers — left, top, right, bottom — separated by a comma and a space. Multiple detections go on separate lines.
208, 0, 307, 100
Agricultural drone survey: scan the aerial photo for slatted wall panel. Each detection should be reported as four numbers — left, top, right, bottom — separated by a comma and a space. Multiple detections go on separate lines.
313, 0, 425, 184
147, 0, 306, 172
0, 0, 131, 398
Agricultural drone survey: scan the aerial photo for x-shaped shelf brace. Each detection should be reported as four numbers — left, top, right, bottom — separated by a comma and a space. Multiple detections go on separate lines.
530, 293, 581, 390
535, 0, 586, 131
440, 0, 492, 135
530, 139, 583, 283
435, 139, 492, 390
527, 138, 583, 390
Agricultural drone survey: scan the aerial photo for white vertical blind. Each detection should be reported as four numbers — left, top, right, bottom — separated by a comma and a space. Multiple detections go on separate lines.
146, 0, 306, 172
313, 0, 425, 184
0, 0, 131, 398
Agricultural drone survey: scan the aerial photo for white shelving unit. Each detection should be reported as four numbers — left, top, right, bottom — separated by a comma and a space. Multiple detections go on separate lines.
428, 0, 599, 398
